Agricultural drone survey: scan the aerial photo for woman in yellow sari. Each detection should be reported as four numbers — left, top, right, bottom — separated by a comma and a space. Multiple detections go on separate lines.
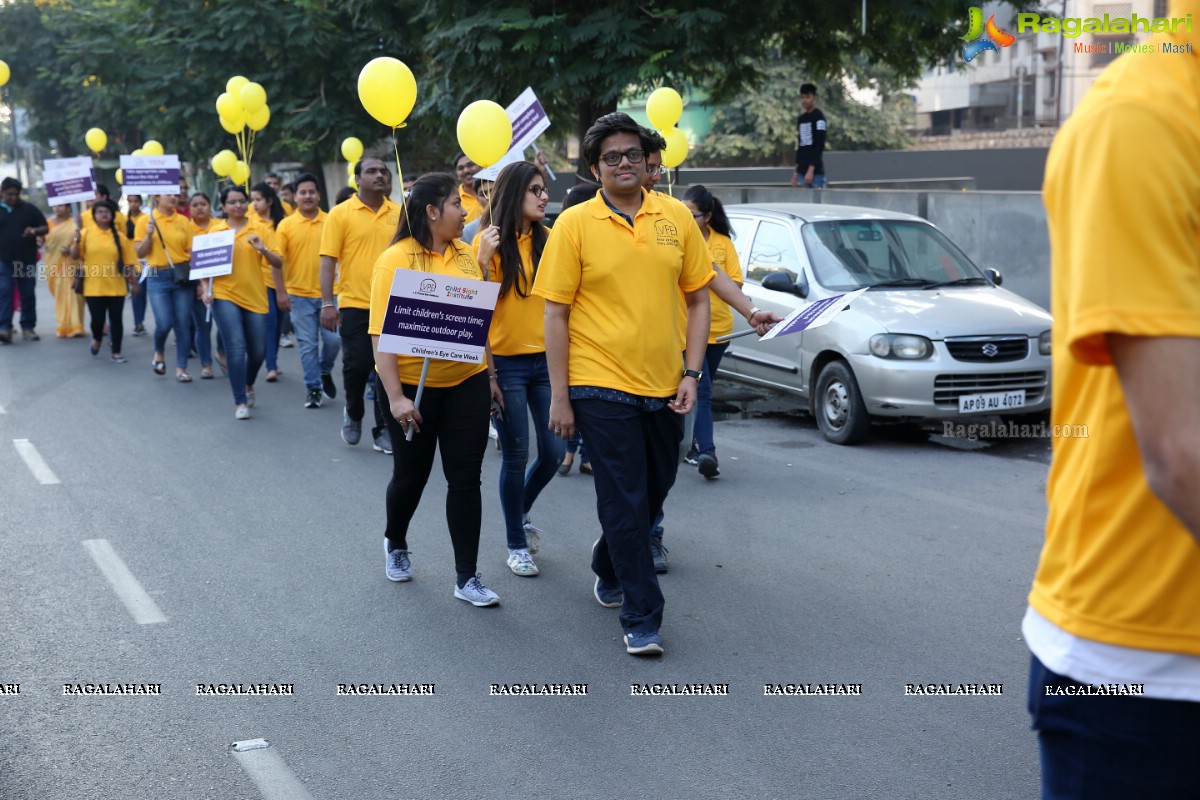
44, 204, 85, 338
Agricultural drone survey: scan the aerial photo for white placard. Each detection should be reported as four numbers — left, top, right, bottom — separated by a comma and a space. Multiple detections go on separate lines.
119, 155, 181, 195
189, 230, 236, 280
44, 156, 97, 206
377, 269, 500, 363
759, 288, 870, 341
476, 87, 553, 181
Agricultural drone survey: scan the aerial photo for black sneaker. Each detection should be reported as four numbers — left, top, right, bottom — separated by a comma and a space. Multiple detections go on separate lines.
697, 452, 720, 479
305, 389, 323, 409
650, 536, 669, 573
131, 324, 146, 337
684, 443, 700, 466
321, 372, 337, 400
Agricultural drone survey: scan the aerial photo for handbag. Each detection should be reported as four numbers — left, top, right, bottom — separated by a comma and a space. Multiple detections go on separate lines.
153, 216, 194, 287
72, 266, 85, 295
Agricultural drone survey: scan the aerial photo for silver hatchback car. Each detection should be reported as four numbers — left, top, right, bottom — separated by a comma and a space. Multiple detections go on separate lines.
719, 204, 1052, 444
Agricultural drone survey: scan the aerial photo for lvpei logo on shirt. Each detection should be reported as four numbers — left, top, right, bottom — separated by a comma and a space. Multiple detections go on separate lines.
654, 219, 680, 248
961, 7, 1015, 63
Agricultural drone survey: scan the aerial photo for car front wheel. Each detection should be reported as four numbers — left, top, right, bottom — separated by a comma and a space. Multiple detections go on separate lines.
814, 360, 871, 445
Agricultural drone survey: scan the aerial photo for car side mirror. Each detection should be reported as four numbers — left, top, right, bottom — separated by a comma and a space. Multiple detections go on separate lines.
762, 270, 808, 298
985, 267, 1002, 286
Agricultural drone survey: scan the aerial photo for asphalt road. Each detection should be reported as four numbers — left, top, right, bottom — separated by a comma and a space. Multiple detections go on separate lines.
1, 282, 1051, 799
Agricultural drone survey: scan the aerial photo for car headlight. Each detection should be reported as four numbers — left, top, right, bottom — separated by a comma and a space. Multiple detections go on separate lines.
1038, 329, 1052, 356
869, 333, 933, 360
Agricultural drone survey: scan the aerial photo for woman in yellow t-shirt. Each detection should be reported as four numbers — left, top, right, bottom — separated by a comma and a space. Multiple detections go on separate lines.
682, 185, 745, 478
44, 203, 84, 338
124, 193, 149, 337
201, 185, 282, 420
69, 200, 138, 362
368, 173, 499, 606
134, 192, 195, 380
188, 192, 219, 379
250, 182, 289, 381
472, 161, 561, 577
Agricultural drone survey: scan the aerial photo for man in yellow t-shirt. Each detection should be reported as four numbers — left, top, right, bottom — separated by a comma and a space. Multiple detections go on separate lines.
533, 112, 714, 657
319, 157, 401, 453
453, 151, 483, 224
1025, 6, 1200, 794
278, 173, 339, 409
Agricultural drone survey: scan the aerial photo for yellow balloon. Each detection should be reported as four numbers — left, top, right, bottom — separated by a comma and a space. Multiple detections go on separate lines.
348, 175, 358, 191
0, 60, 10, 87
211, 149, 237, 177
219, 114, 243, 134
247, 105, 270, 132
142, 140, 165, 156
240, 82, 267, 115
341, 137, 364, 163
646, 87, 684, 130
357, 57, 417, 128
226, 75, 249, 96
85, 127, 107, 154
115, 169, 124, 185
215, 92, 242, 119
132, 148, 145, 157
456, 100, 513, 168
231, 161, 250, 185
347, 160, 358, 178
660, 127, 688, 168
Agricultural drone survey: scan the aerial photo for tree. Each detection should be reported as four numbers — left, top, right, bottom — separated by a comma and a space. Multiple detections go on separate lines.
696, 52, 914, 166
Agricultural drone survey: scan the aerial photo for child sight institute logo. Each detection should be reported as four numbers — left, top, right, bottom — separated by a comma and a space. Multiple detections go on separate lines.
962, 7, 1016, 62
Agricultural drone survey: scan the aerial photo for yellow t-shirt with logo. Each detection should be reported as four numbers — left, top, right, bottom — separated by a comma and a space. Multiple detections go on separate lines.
208, 218, 278, 316
706, 231, 744, 343
134, 210, 192, 268
533, 189, 715, 397
319, 194, 402, 310
277, 209, 327, 299
460, 185, 483, 224
1032, 33, 1200, 656
473, 227, 549, 357
368, 237, 488, 388
78, 227, 137, 297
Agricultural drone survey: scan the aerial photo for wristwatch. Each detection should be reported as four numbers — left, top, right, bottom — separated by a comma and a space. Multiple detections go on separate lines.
683, 369, 703, 380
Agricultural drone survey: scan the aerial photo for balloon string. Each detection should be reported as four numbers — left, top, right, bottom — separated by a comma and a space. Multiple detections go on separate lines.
668, 167, 674, 198
392, 128, 411, 243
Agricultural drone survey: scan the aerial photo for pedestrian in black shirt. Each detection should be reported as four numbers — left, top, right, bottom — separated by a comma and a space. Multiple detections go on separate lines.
0, 177, 49, 342
790, 83, 828, 189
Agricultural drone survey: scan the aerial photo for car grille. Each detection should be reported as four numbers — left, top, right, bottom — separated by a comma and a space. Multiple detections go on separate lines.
944, 335, 1029, 362
933, 371, 1048, 407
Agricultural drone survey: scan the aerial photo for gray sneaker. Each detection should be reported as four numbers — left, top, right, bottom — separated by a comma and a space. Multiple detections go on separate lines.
454, 574, 500, 607
305, 389, 323, 409
384, 540, 412, 582
342, 407, 362, 445
373, 428, 393, 455
650, 536, 669, 574
522, 519, 542, 554
507, 549, 539, 577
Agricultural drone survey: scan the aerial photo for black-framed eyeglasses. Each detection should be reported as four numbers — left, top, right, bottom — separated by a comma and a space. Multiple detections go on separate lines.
528, 185, 549, 198
600, 149, 645, 166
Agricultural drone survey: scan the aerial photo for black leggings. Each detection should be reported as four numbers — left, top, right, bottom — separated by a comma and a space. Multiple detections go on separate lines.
86, 296, 125, 354
340, 308, 387, 436
377, 370, 490, 581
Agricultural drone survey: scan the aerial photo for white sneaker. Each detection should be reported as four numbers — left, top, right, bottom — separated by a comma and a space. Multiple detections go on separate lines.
522, 519, 542, 554
280, 333, 295, 348
454, 574, 500, 606
235, 406, 251, 420
507, 549, 539, 577
385, 540, 412, 582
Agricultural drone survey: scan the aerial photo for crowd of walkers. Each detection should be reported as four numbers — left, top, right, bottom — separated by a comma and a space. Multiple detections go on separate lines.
0, 114, 779, 656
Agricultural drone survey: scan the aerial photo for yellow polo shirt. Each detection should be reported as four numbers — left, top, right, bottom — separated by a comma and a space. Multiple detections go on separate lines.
78, 227, 137, 297
208, 218, 278, 315
277, 209, 327, 299
533, 189, 714, 396
707, 231, 744, 343
1032, 33, 1200, 655
473, 227, 549, 356
282, 199, 296, 217
460, 185, 483, 224
368, 237, 488, 388
320, 194, 402, 310
134, 210, 192, 268
82, 206, 128, 236
190, 217, 219, 235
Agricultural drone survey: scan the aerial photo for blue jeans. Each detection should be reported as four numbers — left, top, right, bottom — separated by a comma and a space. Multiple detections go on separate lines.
0, 260, 37, 331
693, 342, 729, 455
191, 295, 213, 367
493, 353, 565, 550
147, 270, 194, 370
131, 280, 147, 327
211, 299, 266, 405
565, 431, 588, 462
1028, 655, 1200, 798
575, 397, 681, 634
801, 174, 827, 189
291, 296, 341, 390
265, 287, 281, 372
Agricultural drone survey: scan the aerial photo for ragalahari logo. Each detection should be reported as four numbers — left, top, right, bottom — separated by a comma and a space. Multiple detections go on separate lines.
962, 7, 1016, 62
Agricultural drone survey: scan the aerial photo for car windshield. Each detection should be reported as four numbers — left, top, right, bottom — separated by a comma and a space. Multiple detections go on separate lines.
801, 220, 984, 291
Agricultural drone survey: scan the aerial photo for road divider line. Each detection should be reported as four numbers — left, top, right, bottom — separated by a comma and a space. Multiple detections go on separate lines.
231, 739, 316, 800
12, 439, 60, 485
82, 539, 168, 625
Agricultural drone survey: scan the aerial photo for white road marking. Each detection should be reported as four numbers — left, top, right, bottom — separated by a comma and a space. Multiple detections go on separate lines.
0, 402, 7, 414
12, 439, 60, 484
231, 739, 316, 800
82, 539, 168, 625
